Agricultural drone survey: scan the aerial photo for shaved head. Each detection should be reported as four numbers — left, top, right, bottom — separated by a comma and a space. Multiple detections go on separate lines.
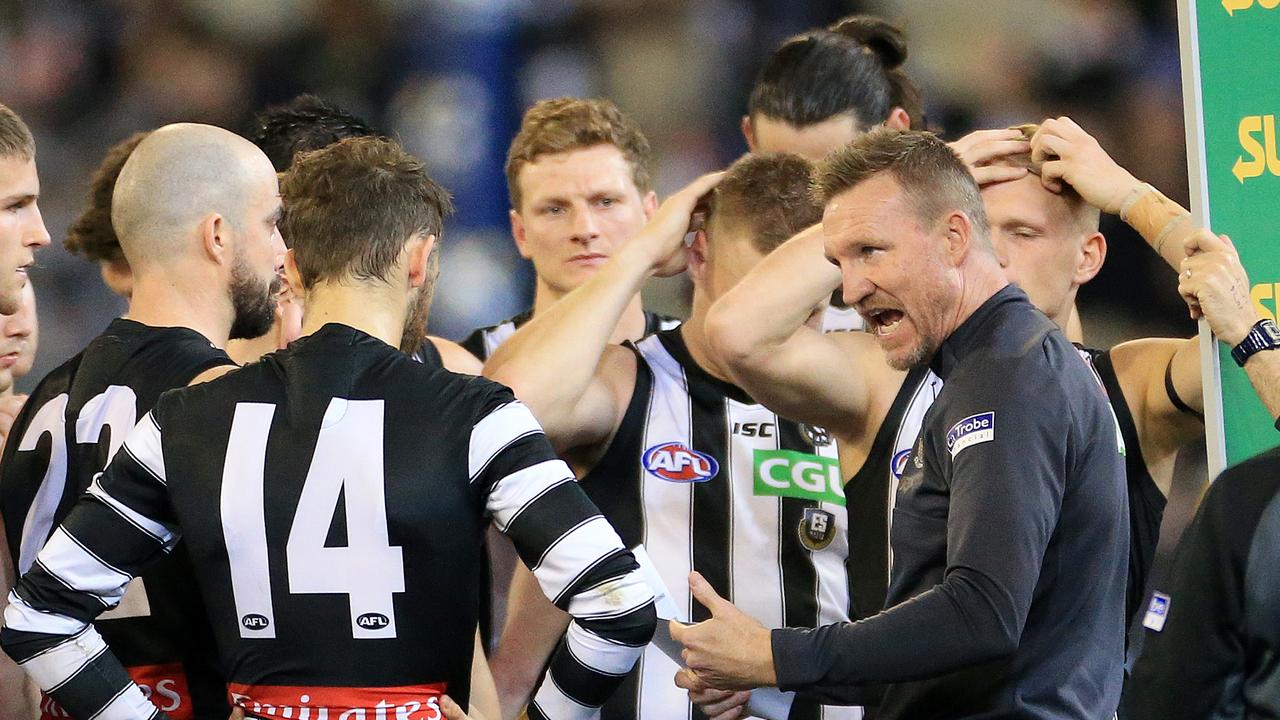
112, 123, 277, 267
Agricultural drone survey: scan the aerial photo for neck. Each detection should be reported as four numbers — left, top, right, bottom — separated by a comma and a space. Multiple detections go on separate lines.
1055, 300, 1083, 344
299, 281, 406, 349
944, 259, 1010, 340
681, 290, 734, 384
532, 276, 649, 344
125, 267, 231, 347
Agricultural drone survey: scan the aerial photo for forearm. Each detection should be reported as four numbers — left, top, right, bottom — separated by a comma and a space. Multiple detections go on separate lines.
707, 225, 837, 363
469, 631, 501, 720
489, 566, 571, 719
484, 247, 651, 421
1243, 350, 1280, 422
771, 568, 1019, 690
1123, 187, 1194, 271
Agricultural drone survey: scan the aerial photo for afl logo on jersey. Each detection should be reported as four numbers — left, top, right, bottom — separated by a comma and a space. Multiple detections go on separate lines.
356, 612, 390, 629
241, 614, 270, 630
891, 448, 913, 479
798, 508, 836, 551
642, 442, 719, 483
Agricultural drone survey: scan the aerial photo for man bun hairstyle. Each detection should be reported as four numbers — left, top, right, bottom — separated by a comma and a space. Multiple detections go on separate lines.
280, 136, 454, 289
0, 103, 35, 161
748, 15, 925, 131
65, 132, 150, 264
248, 94, 378, 172
711, 153, 821, 255
816, 128, 988, 242
505, 97, 653, 210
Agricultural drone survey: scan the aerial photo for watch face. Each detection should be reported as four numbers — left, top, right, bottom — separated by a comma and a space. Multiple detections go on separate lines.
1264, 323, 1280, 344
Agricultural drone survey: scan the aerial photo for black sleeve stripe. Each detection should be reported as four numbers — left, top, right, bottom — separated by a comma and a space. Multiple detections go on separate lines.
574, 601, 658, 649
58, 529, 131, 584
471, 431, 546, 487
493, 476, 576, 532
26, 560, 113, 615
564, 642, 629, 678
546, 644, 628, 707
507, 481, 608, 567
527, 516, 597, 573
60, 507, 169, 574
86, 481, 166, 544
120, 443, 166, 488
83, 679, 135, 720
569, 617, 649, 650
3, 625, 91, 666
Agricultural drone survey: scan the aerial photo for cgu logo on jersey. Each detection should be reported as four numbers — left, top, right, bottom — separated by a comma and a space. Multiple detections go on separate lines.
43, 664, 193, 720
228, 681, 447, 720
753, 449, 845, 506
642, 442, 719, 483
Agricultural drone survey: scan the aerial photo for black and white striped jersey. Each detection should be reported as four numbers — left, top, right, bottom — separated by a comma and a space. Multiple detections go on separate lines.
461, 309, 681, 361
1, 324, 656, 720
0, 318, 235, 720
579, 329, 857, 720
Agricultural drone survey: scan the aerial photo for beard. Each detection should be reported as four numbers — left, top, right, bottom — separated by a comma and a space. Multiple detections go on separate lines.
228, 249, 281, 341
399, 243, 440, 355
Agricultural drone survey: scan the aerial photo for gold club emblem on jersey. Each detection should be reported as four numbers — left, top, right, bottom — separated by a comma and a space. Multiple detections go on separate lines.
799, 507, 836, 551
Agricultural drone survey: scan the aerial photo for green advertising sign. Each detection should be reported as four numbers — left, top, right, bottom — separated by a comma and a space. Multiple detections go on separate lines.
1178, 0, 1280, 471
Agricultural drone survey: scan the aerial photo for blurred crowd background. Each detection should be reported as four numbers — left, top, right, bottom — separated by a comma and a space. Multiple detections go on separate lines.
0, 0, 1192, 392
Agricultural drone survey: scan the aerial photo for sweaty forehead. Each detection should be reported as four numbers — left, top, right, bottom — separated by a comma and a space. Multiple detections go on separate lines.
823, 175, 909, 237
518, 145, 637, 203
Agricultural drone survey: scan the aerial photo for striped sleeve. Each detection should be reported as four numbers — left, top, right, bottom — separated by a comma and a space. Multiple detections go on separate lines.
1, 412, 179, 720
472, 395, 657, 720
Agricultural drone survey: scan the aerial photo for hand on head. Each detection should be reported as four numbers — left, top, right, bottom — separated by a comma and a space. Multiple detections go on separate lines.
1029, 117, 1141, 211
628, 172, 725, 277
948, 128, 1030, 186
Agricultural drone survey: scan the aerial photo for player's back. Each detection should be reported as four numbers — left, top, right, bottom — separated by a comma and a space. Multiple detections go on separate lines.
152, 323, 521, 713
0, 318, 233, 720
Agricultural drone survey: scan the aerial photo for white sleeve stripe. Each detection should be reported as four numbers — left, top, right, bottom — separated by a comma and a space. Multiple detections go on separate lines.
470, 430, 540, 484
3, 593, 89, 637
530, 517, 626, 603
121, 414, 166, 484
564, 588, 655, 621
86, 477, 174, 546
47, 642, 108, 692
12, 621, 107, 690
87, 681, 157, 720
565, 622, 641, 676
486, 460, 574, 531
469, 401, 544, 478
529, 516, 596, 570
32, 558, 115, 609
46, 528, 133, 589
121, 445, 165, 487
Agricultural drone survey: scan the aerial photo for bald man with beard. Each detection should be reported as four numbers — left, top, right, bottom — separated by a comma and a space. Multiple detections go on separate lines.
0, 123, 283, 720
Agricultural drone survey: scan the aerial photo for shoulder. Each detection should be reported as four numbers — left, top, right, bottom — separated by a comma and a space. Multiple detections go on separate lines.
428, 337, 482, 374
1204, 449, 1280, 517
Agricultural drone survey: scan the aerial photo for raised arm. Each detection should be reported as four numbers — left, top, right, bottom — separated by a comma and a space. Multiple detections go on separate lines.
471, 395, 656, 719
705, 224, 898, 434
1031, 117, 1205, 490
1, 413, 179, 720
485, 173, 721, 453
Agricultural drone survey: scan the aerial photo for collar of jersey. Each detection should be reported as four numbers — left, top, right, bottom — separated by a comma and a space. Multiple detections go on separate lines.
929, 283, 1027, 381
656, 328, 756, 405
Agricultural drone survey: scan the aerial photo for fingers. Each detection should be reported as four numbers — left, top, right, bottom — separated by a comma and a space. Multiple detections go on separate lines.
687, 571, 733, 616
440, 694, 470, 720
1037, 160, 1066, 193
1029, 132, 1067, 166
690, 688, 751, 720
669, 618, 690, 645
950, 128, 1024, 154
227, 708, 246, 720
675, 667, 709, 692
969, 164, 1028, 187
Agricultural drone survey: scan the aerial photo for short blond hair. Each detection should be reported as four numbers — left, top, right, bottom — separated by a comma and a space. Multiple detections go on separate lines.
0, 103, 35, 161
505, 98, 653, 210
991, 124, 1100, 233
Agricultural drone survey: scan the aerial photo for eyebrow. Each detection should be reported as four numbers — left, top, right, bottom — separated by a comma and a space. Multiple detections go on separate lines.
0, 193, 37, 205
266, 204, 283, 224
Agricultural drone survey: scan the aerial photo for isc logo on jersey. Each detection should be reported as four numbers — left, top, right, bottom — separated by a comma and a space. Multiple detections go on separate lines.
752, 449, 845, 507
643, 442, 719, 482
946, 412, 994, 458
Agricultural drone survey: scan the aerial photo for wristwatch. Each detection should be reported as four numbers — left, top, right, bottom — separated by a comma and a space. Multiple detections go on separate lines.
1230, 319, 1280, 367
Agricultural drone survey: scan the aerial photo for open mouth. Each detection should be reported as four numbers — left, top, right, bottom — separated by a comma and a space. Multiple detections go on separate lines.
863, 308, 905, 336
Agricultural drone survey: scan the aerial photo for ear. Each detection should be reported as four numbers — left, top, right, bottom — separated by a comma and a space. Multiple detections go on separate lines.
1074, 231, 1106, 285
406, 233, 436, 289
686, 229, 710, 285
510, 209, 532, 260
942, 211, 976, 265
283, 249, 305, 300
200, 213, 229, 265
741, 115, 757, 151
884, 107, 911, 131
642, 190, 658, 221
